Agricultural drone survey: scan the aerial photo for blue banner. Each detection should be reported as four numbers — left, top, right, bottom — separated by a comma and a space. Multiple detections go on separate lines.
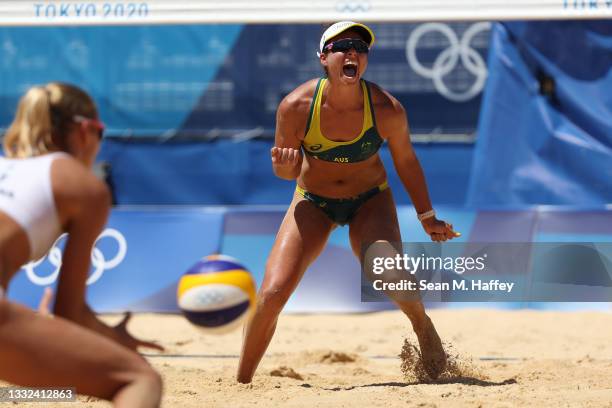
213, 207, 612, 311
97, 139, 474, 206
0, 25, 242, 136
7, 208, 225, 312
4, 207, 612, 312
467, 21, 612, 207
0, 22, 489, 138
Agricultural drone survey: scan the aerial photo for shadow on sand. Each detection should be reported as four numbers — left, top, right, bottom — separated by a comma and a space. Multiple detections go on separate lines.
316, 377, 517, 391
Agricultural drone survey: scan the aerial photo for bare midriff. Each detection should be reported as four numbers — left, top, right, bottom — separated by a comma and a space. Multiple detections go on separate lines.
297, 153, 387, 198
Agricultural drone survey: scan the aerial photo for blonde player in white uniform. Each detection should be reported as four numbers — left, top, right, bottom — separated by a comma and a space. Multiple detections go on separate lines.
0, 83, 162, 407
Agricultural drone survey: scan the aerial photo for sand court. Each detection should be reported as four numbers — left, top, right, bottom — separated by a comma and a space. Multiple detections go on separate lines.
6, 309, 610, 407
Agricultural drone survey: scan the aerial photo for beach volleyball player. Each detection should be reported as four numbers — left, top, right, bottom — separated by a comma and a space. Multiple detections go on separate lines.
0, 83, 162, 407
238, 22, 460, 383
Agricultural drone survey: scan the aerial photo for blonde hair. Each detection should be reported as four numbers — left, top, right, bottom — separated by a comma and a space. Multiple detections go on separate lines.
3, 82, 97, 158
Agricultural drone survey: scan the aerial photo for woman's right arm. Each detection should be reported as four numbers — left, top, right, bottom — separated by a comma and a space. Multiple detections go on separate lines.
271, 95, 305, 180
52, 164, 110, 318
52, 159, 161, 351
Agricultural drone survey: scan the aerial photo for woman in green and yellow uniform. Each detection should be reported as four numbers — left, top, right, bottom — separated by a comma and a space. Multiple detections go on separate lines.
237, 21, 460, 383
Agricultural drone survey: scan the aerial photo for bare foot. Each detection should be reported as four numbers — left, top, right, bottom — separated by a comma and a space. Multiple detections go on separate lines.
413, 315, 447, 379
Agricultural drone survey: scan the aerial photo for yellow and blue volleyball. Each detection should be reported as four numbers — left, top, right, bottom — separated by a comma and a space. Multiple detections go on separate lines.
177, 254, 256, 333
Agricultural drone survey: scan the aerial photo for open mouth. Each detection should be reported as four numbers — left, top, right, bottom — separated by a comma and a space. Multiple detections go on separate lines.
342, 62, 358, 78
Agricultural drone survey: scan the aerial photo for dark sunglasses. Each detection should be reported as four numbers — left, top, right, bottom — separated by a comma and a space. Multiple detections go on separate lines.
323, 38, 370, 54
73, 115, 105, 140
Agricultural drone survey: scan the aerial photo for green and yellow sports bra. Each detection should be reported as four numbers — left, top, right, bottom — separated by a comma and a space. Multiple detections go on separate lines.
303, 78, 383, 163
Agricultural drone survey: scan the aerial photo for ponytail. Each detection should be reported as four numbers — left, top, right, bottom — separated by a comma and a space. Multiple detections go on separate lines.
3, 82, 96, 158
3, 87, 55, 158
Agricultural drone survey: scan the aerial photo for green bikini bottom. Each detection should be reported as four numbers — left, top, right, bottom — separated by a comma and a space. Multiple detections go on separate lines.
296, 181, 388, 226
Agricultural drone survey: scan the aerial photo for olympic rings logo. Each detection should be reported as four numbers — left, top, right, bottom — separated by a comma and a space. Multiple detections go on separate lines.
22, 228, 127, 286
406, 22, 491, 102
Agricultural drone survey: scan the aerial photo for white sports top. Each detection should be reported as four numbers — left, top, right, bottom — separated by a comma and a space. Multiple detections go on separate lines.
0, 152, 66, 261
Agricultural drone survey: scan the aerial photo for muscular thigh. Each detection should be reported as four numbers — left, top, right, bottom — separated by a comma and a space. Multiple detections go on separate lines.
262, 192, 334, 291
0, 301, 147, 396
348, 188, 402, 259
349, 189, 416, 302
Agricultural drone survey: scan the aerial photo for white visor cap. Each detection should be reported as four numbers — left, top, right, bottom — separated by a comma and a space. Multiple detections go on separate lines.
318, 21, 375, 55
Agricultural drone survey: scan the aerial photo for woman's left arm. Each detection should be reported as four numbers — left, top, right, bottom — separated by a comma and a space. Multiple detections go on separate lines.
381, 96, 459, 242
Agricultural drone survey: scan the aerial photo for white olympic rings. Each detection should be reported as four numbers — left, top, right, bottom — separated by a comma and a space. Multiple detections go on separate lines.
406, 22, 491, 102
22, 228, 127, 286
